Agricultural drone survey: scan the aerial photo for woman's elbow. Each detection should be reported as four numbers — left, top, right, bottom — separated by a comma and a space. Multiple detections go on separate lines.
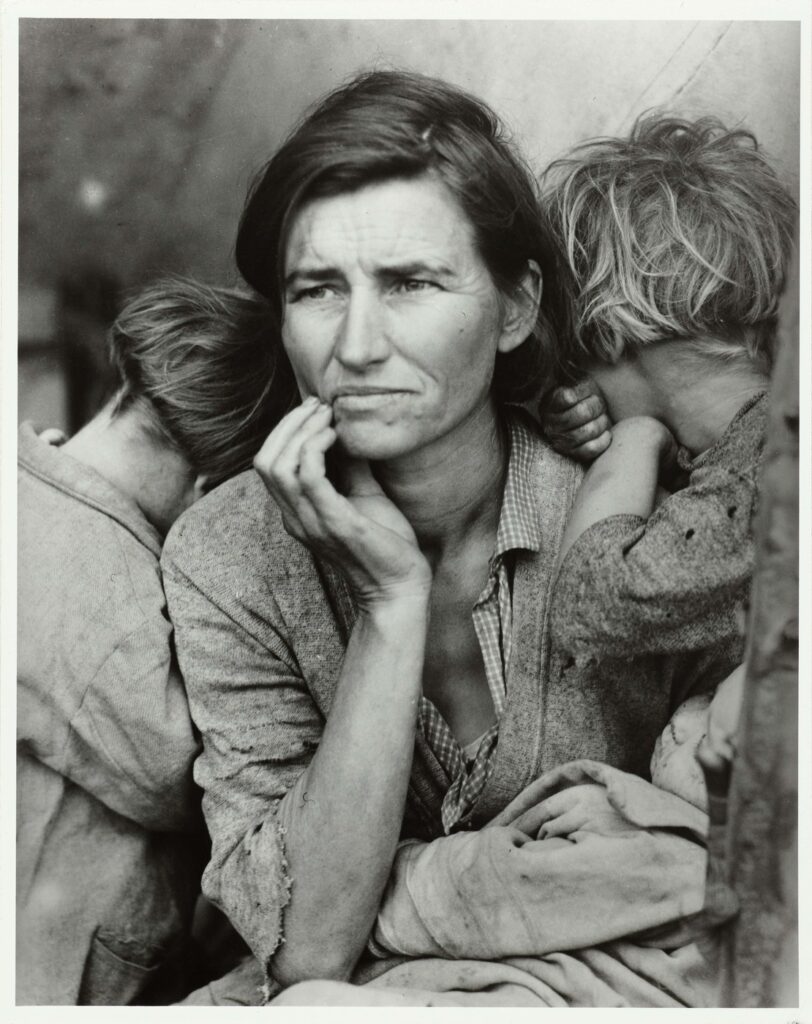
271, 942, 359, 990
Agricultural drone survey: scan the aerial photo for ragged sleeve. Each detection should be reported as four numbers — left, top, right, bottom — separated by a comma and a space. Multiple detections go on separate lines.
161, 510, 324, 972
550, 462, 759, 659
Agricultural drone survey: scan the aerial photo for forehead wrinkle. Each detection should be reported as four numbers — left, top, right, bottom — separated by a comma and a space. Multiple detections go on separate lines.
286, 180, 479, 281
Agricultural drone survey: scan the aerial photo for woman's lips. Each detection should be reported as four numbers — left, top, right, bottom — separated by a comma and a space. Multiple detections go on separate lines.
332, 390, 410, 410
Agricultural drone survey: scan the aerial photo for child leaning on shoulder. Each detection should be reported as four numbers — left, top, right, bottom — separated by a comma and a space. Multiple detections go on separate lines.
538, 114, 795, 743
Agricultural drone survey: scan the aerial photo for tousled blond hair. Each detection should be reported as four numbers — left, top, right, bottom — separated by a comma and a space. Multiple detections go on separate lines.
542, 113, 796, 379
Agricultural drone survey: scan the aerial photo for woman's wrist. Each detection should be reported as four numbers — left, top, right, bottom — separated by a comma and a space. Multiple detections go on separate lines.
357, 583, 432, 625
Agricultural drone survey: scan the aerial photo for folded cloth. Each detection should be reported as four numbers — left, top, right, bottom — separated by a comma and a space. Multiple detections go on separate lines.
267, 762, 735, 1007
370, 759, 710, 962
178, 954, 265, 1006
345, 760, 733, 1006
276, 943, 715, 1008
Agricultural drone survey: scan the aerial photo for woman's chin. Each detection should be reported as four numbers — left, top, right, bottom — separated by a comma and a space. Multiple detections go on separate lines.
334, 421, 416, 462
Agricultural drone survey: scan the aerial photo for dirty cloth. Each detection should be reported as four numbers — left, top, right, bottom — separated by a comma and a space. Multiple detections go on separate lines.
273, 760, 727, 1007
162, 412, 744, 980
17, 424, 204, 1005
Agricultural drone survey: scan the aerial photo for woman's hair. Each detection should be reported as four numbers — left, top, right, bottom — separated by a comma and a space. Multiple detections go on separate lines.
236, 69, 570, 404
109, 277, 296, 487
541, 113, 797, 378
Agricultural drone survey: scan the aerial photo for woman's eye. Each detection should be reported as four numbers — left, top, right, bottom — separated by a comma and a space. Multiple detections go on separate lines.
397, 279, 436, 294
292, 285, 335, 302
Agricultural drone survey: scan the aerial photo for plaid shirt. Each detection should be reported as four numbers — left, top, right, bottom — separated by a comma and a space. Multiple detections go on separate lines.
418, 415, 541, 833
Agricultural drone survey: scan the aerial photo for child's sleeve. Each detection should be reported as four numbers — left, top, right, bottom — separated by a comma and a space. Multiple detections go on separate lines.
550, 463, 758, 659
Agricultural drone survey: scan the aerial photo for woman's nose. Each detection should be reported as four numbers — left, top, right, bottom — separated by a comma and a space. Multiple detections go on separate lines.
333, 291, 389, 370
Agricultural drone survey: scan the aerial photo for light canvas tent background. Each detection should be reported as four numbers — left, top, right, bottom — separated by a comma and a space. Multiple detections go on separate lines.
11, 11, 805, 1010
18, 18, 800, 433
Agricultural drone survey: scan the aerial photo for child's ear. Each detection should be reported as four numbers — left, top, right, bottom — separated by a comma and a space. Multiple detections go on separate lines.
496, 260, 543, 355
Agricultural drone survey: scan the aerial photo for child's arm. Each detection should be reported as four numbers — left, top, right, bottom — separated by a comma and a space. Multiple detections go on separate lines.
555, 416, 677, 571
551, 419, 759, 660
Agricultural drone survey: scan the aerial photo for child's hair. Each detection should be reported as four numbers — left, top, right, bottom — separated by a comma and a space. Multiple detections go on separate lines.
542, 113, 797, 379
109, 277, 297, 488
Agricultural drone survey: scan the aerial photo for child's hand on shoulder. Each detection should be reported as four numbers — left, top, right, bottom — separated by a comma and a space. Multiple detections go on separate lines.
541, 379, 612, 462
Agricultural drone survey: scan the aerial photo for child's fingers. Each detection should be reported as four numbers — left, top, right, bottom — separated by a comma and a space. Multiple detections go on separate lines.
546, 380, 604, 414
547, 394, 607, 432
566, 430, 613, 463
555, 413, 612, 449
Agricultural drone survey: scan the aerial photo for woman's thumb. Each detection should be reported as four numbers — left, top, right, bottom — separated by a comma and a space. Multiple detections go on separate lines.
341, 458, 383, 498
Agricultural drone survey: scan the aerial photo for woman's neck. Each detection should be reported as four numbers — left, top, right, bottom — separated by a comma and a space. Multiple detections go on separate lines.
372, 399, 507, 563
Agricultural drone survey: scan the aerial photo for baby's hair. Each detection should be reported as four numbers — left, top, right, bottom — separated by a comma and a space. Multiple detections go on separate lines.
542, 113, 797, 377
109, 277, 296, 487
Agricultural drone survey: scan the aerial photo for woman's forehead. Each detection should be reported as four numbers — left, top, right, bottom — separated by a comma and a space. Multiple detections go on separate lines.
285, 176, 480, 274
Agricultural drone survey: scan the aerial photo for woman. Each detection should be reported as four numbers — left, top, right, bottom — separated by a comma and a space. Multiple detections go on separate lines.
162, 72, 740, 1002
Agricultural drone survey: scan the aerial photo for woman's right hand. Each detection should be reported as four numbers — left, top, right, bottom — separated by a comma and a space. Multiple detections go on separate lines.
254, 398, 432, 607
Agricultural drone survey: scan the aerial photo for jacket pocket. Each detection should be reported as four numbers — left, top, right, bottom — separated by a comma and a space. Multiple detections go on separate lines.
77, 933, 163, 1005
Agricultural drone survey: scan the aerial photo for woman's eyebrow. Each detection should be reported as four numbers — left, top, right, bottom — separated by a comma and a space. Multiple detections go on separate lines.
286, 260, 456, 288
284, 267, 340, 288
377, 260, 455, 279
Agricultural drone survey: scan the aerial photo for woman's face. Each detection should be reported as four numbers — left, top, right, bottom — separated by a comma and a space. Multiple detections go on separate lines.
281, 175, 528, 462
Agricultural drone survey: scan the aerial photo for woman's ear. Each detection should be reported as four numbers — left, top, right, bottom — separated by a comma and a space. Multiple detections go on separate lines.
192, 474, 210, 503
496, 260, 543, 354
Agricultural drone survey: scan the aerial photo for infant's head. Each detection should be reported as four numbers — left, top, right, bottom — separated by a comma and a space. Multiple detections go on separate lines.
650, 692, 712, 810
651, 667, 746, 811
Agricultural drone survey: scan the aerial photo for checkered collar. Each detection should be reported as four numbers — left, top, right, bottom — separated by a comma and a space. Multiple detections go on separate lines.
493, 412, 542, 559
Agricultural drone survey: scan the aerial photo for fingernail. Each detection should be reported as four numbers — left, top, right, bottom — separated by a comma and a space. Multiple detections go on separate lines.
302, 396, 319, 407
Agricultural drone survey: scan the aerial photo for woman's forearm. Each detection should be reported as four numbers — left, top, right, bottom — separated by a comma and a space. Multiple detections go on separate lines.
271, 593, 429, 987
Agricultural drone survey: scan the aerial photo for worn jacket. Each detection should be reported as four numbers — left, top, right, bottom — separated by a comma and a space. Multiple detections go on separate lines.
17, 424, 204, 1005
551, 393, 766, 659
162, 415, 743, 979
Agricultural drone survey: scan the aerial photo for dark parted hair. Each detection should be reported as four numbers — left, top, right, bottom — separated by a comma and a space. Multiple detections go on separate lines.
235, 69, 571, 404
110, 277, 296, 488
541, 112, 797, 379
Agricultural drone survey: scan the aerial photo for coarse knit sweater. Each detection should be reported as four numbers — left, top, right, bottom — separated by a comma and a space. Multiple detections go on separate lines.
550, 392, 767, 660
161, 411, 744, 974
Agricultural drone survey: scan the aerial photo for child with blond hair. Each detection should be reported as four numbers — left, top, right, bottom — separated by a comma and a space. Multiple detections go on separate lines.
540, 114, 794, 699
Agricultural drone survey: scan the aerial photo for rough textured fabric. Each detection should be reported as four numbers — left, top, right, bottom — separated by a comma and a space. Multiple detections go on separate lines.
273, 759, 725, 1007
17, 424, 204, 1005
343, 760, 728, 1007
551, 393, 766, 662
161, 412, 745, 980
370, 761, 711, 961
